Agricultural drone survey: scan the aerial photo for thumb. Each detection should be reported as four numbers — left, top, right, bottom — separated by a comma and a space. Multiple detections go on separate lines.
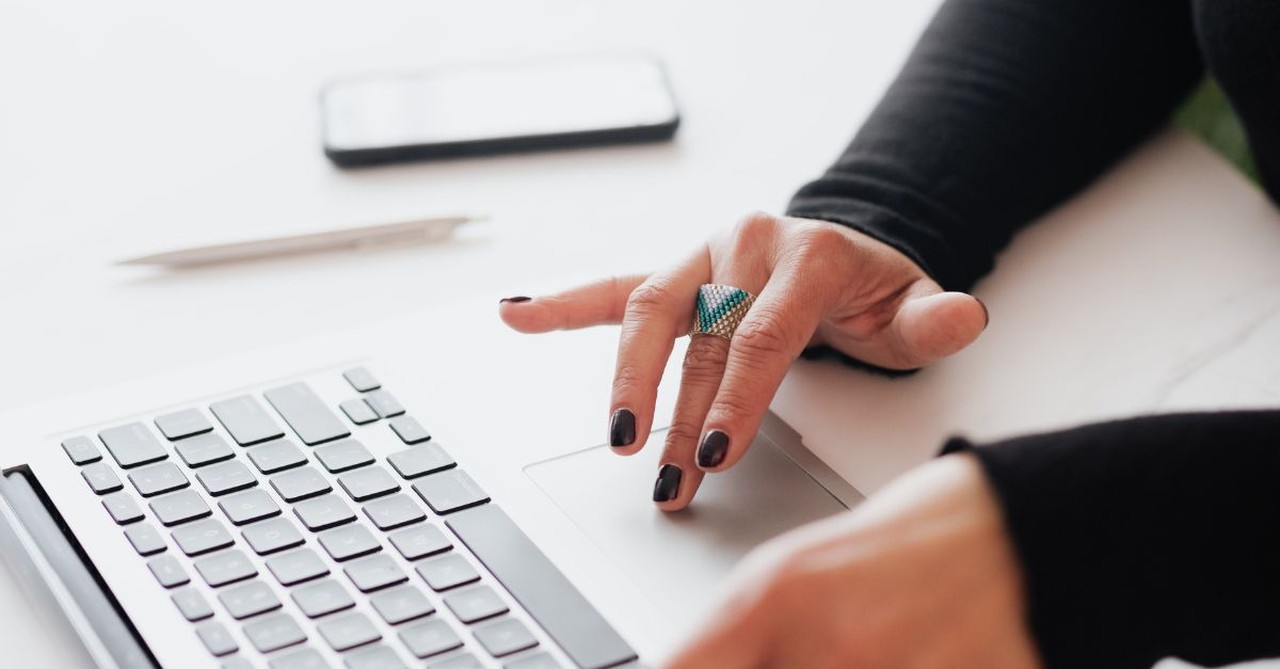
887, 289, 988, 367
498, 274, 647, 333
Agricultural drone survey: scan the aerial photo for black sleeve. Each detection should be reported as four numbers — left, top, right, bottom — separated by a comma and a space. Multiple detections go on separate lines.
786, 0, 1204, 291
942, 412, 1280, 668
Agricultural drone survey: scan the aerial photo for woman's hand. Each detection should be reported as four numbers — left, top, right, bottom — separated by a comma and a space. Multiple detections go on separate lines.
665, 453, 1041, 669
499, 213, 987, 509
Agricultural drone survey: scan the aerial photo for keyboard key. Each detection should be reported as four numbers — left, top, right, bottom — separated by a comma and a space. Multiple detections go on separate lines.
148, 554, 190, 588
155, 408, 214, 441
317, 611, 381, 651
128, 461, 190, 497
504, 652, 562, 669
61, 436, 102, 465
314, 439, 375, 473
391, 524, 452, 560
219, 488, 282, 526
175, 433, 235, 468
364, 390, 405, 418
416, 554, 479, 592
387, 444, 455, 479
444, 586, 508, 624
388, 416, 431, 445
99, 423, 169, 468
364, 494, 426, 531
125, 523, 167, 555
222, 657, 254, 669
196, 621, 239, 656
243, 613, 307, 653
291, 579, 355, 618
171, 587, 214, 621
173, 518, 235, 556
82, 462, 124, 494
338, 466, 400, 502
247, 440, 308, 474
429, 653, 484, 669
343, 367, 381, 392
370, 585, 435, 624
448, 504, 637, 669
266, 548, 329, 586
344, 554, 407, 593
399, 619, 463, 659
294, 494, 356, 531
413, 470, 488, 514
271, 467, 332, 502
195, 549, 258, 587
474, 618, 538, 658
265, 383, 351, 446
101, 492, 144, 524
270, 648, 328, 669
211, 395, 285, 446
340, 399, 379, 425
319, 524, 381, 562
345, 644, 407, 669
150, 489, 212, 526
197, 460, 257, 496
218, 580, 282, 619
242, 517, 305, 555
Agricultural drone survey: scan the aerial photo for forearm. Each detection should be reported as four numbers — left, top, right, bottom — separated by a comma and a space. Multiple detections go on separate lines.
788, 0, 1204, 290
946, 411, 1280, 668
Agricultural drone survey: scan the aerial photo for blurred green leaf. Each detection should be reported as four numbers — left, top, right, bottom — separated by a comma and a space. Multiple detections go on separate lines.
1176, 78, 1260, 184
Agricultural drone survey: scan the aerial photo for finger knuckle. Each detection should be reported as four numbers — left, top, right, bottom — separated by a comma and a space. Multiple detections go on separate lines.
664, 423, 702, 448
711, 389, 756, 424
732, 212, 781, 246
789, 224, 854, 269
681, 341, 728, 379
625, 281, 674, 317
612, 363, 647, 394
733, 309, 793, 358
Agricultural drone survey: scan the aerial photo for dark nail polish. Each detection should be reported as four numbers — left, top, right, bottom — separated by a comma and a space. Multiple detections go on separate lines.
697, 430, 730, 468
500, 296, 532, 304
977, 298, 990, 328
653, 464, 682, 502
609, 409, 637, 448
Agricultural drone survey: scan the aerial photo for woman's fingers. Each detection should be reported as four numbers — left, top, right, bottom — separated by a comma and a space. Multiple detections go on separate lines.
609, 248, 713, 457
696, 266, 831, 473
498, 274, 647, 334
650, 335, 726, 509
884, 288, 988, 368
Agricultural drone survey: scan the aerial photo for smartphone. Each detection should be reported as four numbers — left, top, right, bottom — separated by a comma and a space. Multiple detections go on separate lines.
320, 53, 681, 166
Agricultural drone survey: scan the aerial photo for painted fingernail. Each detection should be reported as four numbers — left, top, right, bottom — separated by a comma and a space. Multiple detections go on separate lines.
653, 464, 682, 502
696, 430, 730, 469
499, 296, 532, 304
976, 298, 990, 328
609, 409, 637, 448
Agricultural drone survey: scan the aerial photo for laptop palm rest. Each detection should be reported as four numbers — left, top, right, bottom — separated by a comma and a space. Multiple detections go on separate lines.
525, 419, 856, 634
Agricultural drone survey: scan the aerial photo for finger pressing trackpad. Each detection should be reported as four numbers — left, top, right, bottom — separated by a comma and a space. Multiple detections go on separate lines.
524, 428, 850, 633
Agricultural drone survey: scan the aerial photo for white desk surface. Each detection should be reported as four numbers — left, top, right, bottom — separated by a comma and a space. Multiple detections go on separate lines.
4, 0, 1280, 666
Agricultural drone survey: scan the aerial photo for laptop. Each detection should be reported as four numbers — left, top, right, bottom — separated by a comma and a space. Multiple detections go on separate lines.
0, 296, 864, 669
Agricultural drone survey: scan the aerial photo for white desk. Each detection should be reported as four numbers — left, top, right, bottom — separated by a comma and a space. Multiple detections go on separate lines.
4, 0, 1280, 666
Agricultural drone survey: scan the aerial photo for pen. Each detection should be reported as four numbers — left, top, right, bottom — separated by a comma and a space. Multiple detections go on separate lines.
116, 214, 483, 267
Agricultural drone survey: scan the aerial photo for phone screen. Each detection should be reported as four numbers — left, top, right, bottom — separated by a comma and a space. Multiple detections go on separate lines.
320, 54, 679, 154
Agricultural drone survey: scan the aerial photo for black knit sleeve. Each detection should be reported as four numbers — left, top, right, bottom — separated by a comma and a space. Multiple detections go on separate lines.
943, 412, 1280, 668
787, 0, 1204, 291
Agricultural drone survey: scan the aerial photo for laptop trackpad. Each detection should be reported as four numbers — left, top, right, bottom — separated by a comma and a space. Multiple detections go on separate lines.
525, 430, 849, 632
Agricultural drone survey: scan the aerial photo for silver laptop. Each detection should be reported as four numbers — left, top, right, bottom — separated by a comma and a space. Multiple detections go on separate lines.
0, 298, 863, 669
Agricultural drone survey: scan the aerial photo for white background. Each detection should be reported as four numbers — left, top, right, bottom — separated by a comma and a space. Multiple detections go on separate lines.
5, 0, 1280, 667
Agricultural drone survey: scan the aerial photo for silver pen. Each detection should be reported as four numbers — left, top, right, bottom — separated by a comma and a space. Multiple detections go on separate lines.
116, 214, 483, 267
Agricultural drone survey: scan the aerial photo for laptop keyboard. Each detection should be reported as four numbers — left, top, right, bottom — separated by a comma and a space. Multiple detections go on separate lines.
59, 367, 636, 669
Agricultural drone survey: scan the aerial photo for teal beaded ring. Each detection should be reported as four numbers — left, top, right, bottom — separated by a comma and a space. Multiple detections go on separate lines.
690, 284, 756, 340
